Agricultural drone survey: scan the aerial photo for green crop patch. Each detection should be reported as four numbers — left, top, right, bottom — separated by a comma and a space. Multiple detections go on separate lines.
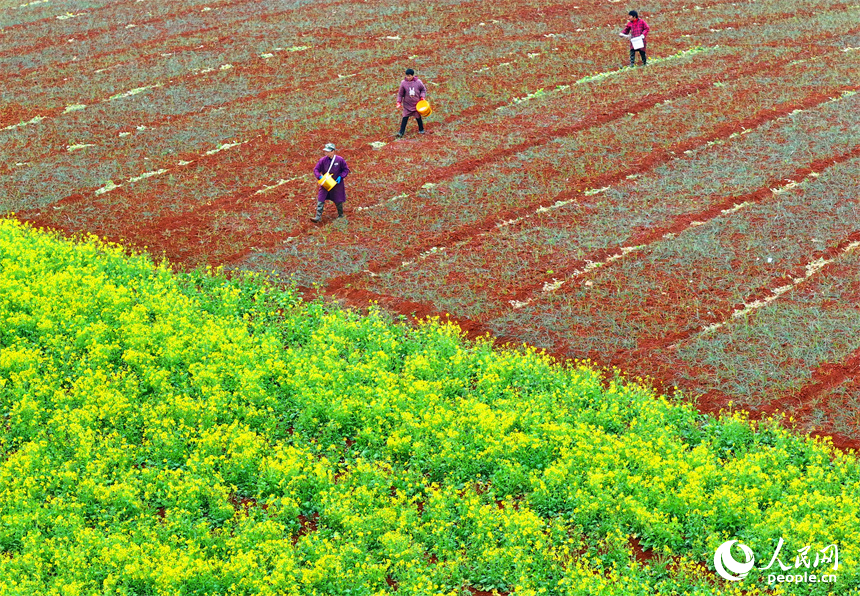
0, 221, 858, 594
4, 0, 860, 590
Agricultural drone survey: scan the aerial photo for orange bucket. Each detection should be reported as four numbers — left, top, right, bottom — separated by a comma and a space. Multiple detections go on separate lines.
416, 99, 432, 117
319, 173, 337, 191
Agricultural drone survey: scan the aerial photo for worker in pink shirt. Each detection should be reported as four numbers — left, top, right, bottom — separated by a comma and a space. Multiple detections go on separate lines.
620, 10, 650, 67
395, 68, 427, 138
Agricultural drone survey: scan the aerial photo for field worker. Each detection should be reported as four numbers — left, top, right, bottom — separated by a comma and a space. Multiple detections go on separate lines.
310, 142, 350, 223
395, 68, 427, 138
620, 10, 650, 67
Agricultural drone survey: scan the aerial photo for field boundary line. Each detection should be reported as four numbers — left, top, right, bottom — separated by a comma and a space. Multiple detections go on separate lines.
308, 281, 860, 455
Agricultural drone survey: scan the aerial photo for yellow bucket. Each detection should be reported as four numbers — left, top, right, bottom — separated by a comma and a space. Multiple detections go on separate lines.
319, 173, 337, 191
416, 99, 432, 117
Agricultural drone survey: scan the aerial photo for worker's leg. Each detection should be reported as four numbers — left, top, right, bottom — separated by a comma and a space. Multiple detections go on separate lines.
310, 200, 324, 223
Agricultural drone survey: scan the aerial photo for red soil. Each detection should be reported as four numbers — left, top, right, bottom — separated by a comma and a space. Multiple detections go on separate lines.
292, 511, 320, 546
0, 103, 36, 129
9, 0, 860, 454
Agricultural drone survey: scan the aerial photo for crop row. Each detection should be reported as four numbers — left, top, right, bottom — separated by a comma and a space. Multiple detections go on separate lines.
239, 45, 858, 287
10, 32, 855, 282
2, 0, 827, 80
0, 0, 306, 61
2, 0, 450, 104
486, 151, 859, 372
0, 0, 234, 32
9, 0, 852, 141
1, 219, 858, 594
0, 0, 613, 107
173, 48, 771, 269
3, 33, 566, 171
5, 13, 853, 251
4, 42, 766, 238
3, 1, 852, 174
649, 241, 860, 439
5, 0, 851, 173
367, 76, 860, 320
3, 0, 766, 168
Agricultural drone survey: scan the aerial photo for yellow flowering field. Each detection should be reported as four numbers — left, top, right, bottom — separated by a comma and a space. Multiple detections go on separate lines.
0, 219, 857, 596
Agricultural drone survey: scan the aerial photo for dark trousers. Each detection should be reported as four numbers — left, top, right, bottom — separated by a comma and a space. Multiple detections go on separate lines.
630, 48, 647, 66
399, 116, 424, 135
313, 200, 344, 219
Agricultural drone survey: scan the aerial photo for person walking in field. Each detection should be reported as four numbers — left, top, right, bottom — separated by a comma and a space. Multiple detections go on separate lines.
395, 68, 427, 138
310, 142, 349, 223
620, 10, 650, 67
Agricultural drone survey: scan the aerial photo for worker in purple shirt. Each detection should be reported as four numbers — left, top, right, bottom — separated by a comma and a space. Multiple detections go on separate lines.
620, 10, 650, 67
395, 68, 427, 138
310, 142, 349, 223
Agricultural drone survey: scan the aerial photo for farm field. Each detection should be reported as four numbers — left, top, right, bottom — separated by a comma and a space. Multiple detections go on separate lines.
6, 1, 860, 444
1, 219, 858, 595
1, 0, 860, 591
